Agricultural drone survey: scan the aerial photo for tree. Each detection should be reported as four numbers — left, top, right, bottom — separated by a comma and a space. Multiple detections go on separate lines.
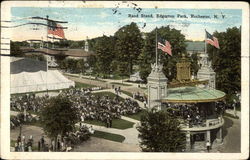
10, 41, 24, 57
138, 26, 187, 82
207, 27, 241, 104
137, 109, 186, 152
190, 52, 199, 77
40, 96, 79, 151
114, 22, 143, 75
95, 35, 115, 75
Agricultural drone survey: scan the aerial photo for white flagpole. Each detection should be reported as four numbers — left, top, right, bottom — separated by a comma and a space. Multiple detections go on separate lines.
46, 15, 49, 94
46, 15, 49, 72
155, 27, 158, 66
205, 29, 207, 55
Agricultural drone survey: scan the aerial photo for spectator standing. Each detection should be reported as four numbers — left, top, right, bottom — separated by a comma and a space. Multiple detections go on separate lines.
206, 140, 211, 152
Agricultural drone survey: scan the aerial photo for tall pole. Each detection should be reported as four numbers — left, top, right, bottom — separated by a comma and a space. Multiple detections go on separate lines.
205, 29, 207, 55
46, 15, 49, 94
155, 27, 158, 66
46, 15, 49, 72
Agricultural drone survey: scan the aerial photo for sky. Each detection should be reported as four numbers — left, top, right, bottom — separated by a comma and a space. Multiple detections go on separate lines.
11, 6, 242, 41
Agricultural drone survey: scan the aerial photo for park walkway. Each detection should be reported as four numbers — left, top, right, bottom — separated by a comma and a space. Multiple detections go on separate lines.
64, 73, 147, 95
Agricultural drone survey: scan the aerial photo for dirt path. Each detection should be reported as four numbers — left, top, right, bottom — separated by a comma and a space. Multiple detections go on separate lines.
73, 137, 140, 152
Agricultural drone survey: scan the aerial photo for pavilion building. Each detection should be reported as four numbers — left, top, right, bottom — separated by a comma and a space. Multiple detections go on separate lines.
147, 54, 225, 151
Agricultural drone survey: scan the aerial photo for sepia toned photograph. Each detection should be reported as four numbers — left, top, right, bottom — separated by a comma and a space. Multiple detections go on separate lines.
0, 1, 249, 159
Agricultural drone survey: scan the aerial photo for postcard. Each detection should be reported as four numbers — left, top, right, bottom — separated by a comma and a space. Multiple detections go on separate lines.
0, 1, 249, 160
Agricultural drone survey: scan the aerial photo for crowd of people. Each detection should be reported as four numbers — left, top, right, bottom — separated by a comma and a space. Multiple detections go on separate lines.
14, 135, 34, 152
164, 101, 226, 127
11, 94, 49, 114
14, 124, 93, 152
10, 113, 37, 129
61, 88, 142, 125
10, 87, 141, 129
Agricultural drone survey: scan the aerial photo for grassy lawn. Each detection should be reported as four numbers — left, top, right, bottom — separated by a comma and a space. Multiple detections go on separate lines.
121, 90, 133, 97
75, 82, 97, 88
126, 110, 146, 121
92, 130, 125, 143
11, 90, 60, 96
81, 77, 106, 82
107, 74, 129, 80
110, 82, 132, 86
85, 118, 134, 130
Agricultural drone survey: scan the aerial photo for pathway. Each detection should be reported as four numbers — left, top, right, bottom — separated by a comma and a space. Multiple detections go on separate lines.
64, 73, 147, 95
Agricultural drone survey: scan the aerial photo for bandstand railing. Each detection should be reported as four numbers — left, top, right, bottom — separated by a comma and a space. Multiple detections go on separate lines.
180, 117, 224, 131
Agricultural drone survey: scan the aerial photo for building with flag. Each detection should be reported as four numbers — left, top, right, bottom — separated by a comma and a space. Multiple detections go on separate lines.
147, 54, 225, 151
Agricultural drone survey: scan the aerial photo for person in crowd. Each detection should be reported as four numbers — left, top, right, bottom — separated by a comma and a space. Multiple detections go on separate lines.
14, 142, 18, 152
38, 141, 41, 151
88, 125, 95, 134
206, 140, 211, 152
40, 136, 45, 151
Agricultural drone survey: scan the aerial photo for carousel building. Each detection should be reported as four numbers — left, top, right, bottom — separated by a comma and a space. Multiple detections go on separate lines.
147, 54, 226, 151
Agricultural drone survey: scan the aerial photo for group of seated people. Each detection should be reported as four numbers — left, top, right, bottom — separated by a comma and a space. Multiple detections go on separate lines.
164, 101, 226, 127
11, 94, 49, 114
10, 87, 141, 130
10, 113, 36, 129
61, 88, 142, 124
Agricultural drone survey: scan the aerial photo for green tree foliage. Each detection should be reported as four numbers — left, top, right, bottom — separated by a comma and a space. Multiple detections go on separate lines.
190, 52, 200, 76
54, 40, 85, 49
59, 58, 86, 73
137, 109, 186, 152
207, 27, 241, 103
40, 96, 79, 150
24, 54, 46, 61
95, 35, 115, 75
114, 22, 143, 75
10, 41, 24, 57
138, 26, 187, 82
54, 51, 67, 64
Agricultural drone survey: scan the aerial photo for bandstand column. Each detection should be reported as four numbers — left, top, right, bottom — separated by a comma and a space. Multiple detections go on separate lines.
186, 131, 191, 151
206, 130, 211, 143
216, 127, 223, 143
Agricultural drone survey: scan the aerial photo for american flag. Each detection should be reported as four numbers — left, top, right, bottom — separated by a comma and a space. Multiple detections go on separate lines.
48, 20, 65, 39
158, 40, 172, 56
206, 30, 219, 49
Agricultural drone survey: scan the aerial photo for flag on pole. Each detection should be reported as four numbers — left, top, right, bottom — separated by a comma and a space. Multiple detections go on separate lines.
48, 20, 65, 39
205, 30, 219, 49
158, 39, 172, 56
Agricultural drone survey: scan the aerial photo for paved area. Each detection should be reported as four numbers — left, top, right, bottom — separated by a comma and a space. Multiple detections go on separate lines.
10, 125, 140, 152
73, 137, 140, 152
65, 74, 146, 96
217, 114, 241, 152
10, 125, 50, 146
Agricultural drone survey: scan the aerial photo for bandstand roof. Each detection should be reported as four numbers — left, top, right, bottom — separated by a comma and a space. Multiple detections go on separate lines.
161, 86, 226, 103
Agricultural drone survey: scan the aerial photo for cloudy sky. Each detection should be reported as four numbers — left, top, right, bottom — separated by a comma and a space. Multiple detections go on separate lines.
11, 6, 242, 41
